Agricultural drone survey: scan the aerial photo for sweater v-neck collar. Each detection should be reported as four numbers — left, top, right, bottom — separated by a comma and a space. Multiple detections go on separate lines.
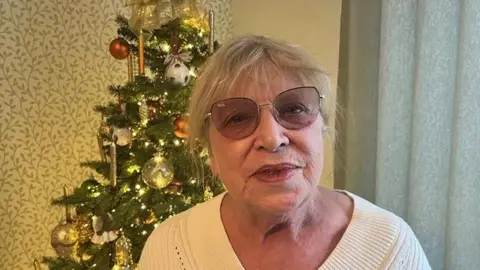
186, 191, 395, 269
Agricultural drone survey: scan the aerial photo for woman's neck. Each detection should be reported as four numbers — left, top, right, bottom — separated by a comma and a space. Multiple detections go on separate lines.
222, 189, 325, 244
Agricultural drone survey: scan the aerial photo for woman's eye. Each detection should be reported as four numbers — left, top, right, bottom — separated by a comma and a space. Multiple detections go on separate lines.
280, 104, 308, 115
225, 113, 251, 125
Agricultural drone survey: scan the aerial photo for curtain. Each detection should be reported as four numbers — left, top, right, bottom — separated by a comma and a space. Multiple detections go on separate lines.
337, 1, 480, 269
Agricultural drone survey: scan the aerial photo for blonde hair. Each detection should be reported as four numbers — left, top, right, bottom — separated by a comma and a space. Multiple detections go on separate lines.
187, 35, 334, 151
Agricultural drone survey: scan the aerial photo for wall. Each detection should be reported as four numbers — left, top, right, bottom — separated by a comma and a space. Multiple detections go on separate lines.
0, 0, 231, 269
231, 0, 343, 188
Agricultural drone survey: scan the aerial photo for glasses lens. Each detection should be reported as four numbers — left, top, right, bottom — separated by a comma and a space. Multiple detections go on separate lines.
210, 98, 258, 139
274, 87, 320, 129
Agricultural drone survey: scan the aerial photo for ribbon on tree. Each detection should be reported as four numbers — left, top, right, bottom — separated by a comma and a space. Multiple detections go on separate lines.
164, 51, 193, 66
127, 0, 173, 31
127, 0, 204, 31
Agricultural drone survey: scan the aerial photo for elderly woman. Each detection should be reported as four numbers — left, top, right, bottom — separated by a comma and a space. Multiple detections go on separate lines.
138, 35, 430, 269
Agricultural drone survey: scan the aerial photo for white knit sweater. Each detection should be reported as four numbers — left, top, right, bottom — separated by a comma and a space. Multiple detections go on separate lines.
138, 191, 431, 270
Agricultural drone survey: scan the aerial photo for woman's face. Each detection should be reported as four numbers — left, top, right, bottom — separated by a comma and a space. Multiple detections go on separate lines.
208, 74, 325, 215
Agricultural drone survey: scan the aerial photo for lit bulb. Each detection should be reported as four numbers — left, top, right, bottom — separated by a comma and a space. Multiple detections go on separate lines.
111, 209, 116, 213
190, 179, 197, 184
159, 140, 165, 146
164, 92, 168, 96
139, 189, 146, 196
174, 139, 180, 146
189, 68, 197, 77
160, 42, 171, 52
145, 142, 150, 147
135, 184, 141, 190
131, 224, 134, 227
132, 131, 137, 136
142, 230, 147, 235
141, 204, 146, 210
186, 44, 193, 49
137, 101, 142, 105
154, 223, 159, 228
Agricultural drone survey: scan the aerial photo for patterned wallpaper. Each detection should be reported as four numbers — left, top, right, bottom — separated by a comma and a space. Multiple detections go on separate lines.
0, 0, 232, 269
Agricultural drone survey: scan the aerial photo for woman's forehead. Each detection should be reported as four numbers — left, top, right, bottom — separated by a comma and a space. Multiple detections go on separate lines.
219, 72, 302, 101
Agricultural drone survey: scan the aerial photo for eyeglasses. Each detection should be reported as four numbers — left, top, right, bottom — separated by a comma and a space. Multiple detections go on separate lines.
205, 86, 323, 140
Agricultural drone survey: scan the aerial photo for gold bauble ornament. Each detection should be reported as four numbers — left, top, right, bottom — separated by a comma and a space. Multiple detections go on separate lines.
165, 180, 182, 194
113, 234, 134, 269
112, 127, 133, 146
142, 155, 174, 189
74, 214, 94, 244
50, 185, 80, 261
50, 222, 79, 260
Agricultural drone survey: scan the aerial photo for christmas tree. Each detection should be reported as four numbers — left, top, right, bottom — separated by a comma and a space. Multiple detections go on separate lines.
41, 2, 223, 269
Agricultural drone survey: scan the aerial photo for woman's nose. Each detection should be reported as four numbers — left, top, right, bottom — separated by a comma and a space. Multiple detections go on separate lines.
252, 107, 289, 152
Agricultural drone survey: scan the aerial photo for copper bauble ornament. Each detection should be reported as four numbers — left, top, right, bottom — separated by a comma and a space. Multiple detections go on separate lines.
109, 37, 130, 60
145, 211, 157, 224
142, 155, 174, 189
174, 116, 188, 138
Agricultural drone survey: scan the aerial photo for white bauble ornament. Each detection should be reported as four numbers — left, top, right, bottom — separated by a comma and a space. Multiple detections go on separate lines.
165, 59, 190, 86
112, 127, 132, 146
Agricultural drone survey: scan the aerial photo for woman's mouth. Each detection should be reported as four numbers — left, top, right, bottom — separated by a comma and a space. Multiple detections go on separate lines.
252, 163, 300, 183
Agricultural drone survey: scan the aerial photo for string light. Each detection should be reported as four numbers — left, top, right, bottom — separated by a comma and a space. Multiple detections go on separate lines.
159, 42, 171, 52
189, 68, 197, 77
142, 230, 148, 235
121, 184, 130, 193
141, 204, 146, 210
127, 165, 141, 174
145, 142, 150, 147
111, 209, 116, 213
138, 188, 146, 196
159, 140, 165, 146
174, 139, 180, 146
135, 184, 141, 190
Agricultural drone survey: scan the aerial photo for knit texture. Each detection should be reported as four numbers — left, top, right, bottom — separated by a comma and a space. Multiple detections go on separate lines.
138, 191, 431, 270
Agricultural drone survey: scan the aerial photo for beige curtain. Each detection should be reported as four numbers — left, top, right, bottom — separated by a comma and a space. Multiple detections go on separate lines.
337, 0, 480, 269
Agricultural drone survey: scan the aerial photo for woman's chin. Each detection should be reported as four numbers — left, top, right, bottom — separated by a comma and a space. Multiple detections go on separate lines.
250, 190, 308, 216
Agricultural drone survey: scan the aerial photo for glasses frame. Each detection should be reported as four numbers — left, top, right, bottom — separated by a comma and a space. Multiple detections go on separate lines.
204, 86, 324, 139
